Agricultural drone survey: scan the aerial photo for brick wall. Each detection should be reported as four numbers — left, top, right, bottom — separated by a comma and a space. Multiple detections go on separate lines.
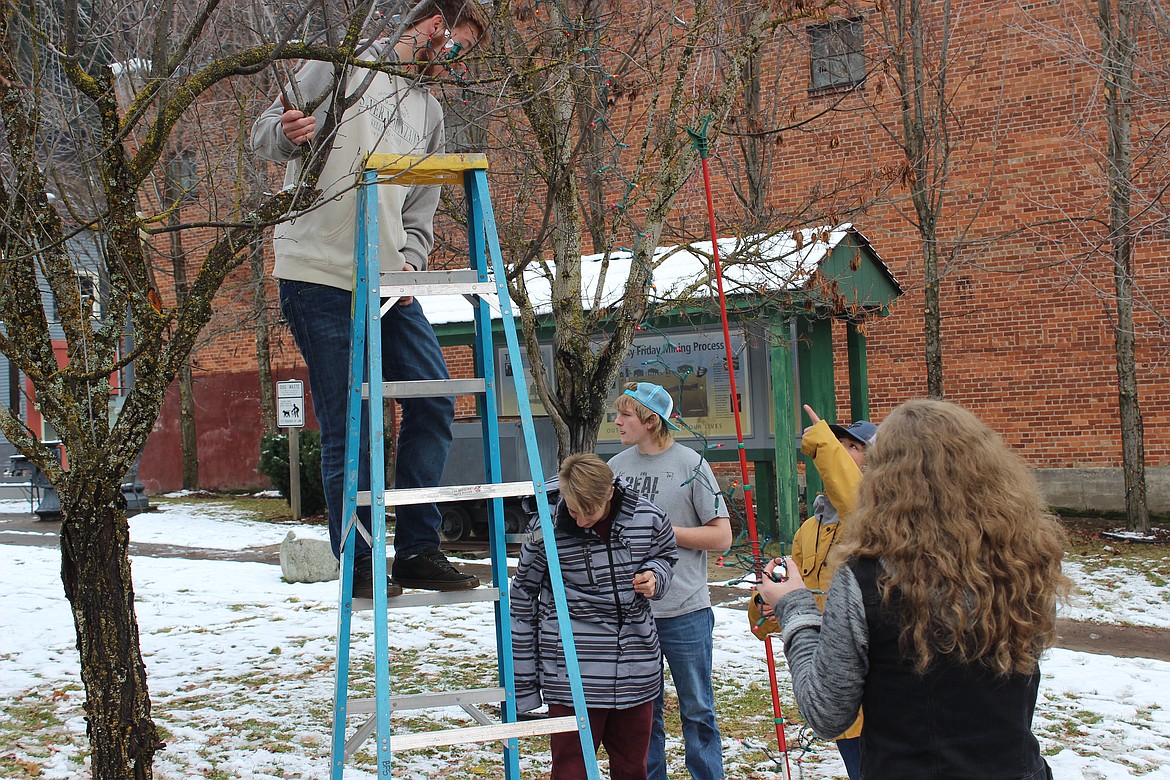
139, 0, 1169, 492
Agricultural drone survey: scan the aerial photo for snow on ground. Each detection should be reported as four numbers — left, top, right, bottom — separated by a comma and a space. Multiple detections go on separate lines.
130, 501, 329, 549
1, 501, 1169, 779
0, 498, 41, 515
1061, 558, 1170, 630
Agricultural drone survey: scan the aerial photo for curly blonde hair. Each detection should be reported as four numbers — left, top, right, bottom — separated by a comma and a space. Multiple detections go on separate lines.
830, 399, 1071, 676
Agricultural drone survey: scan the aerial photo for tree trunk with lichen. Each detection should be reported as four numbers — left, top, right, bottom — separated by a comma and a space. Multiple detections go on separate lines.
59, 473, 163, 778
1, 1, 331, 770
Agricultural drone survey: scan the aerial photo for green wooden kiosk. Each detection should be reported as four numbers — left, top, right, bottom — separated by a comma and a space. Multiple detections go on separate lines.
425, 224, 901, 544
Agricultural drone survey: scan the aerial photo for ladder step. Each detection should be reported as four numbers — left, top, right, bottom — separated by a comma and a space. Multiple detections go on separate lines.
392, 716, 580, 752
365, 152, 488, 186
358, 481, 535, 508
379, 269, 497, 298
363, 378, 486, 400
505, 532, 538, 545
349, 686, 505, 715
353, 587, 500, 610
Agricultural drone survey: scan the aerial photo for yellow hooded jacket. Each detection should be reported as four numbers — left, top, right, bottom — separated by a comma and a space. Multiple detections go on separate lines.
791, 420, 864, 740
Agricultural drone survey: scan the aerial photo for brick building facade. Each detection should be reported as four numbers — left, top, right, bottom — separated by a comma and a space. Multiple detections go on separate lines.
138, 1, 1168, 512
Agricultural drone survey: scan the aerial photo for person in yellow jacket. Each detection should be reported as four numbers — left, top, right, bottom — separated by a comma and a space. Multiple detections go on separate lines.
751, 404, 875, 780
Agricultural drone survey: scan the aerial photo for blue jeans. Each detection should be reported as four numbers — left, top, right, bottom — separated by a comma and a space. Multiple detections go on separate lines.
836, 736, 861, 779
648, 607, 724, 780
279, 280, 455, 561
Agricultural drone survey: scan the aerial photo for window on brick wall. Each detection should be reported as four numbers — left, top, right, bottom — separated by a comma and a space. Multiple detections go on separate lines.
810, 18, 865, 90
168, 149, 199, 203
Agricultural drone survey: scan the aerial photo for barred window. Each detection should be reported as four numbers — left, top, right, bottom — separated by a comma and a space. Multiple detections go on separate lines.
810, 18, 865, 90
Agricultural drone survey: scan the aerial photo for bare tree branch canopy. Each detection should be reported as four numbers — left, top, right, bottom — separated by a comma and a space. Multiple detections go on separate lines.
0, 0, 836, 772
0, 0, 454, 774
456, 0, 827, 459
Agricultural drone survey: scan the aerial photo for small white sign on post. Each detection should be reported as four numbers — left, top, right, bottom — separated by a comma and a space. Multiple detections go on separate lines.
276, 379, 306, 521
276, 380, 306, 428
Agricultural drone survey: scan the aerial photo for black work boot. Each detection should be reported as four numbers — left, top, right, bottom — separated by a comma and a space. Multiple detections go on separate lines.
391, 547, 480, 591
352, 557, 404, 600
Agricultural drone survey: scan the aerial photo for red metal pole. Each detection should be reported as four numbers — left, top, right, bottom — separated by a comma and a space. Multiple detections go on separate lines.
696, 153, 763, 574
691, 125, 791, 778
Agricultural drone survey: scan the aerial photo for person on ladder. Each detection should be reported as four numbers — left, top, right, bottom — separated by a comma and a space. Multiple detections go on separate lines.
250, 0, 488, 597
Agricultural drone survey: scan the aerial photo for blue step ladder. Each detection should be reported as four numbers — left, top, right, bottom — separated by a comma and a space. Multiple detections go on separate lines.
331, 153, 600, 779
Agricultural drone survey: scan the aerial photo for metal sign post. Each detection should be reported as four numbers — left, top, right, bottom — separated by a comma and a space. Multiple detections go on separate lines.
276, 379, 306, 520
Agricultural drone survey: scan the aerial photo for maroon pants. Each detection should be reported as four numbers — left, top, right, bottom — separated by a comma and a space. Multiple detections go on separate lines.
547, 701, 654, 780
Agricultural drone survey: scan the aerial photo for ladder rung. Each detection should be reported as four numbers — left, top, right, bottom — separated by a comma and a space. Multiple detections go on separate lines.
380, 269, 482, 287
505, 533, 538, 545
379, 269, 497, 298
364, 153, 489, 185
348, 687, 505, 715
380, 280, 498, 298
362, 378, 486, 400
391, 716, 580, 751
353, 587, 500, 610
358, 481, 535, 508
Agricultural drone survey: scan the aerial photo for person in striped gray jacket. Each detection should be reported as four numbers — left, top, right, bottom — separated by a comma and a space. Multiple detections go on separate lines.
511, 453, 678, 780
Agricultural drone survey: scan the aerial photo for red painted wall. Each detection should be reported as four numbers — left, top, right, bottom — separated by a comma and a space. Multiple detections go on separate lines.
138, 368, 313, 493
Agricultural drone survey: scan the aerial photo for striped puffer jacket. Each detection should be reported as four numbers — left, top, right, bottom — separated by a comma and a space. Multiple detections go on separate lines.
510, 478, 677, 711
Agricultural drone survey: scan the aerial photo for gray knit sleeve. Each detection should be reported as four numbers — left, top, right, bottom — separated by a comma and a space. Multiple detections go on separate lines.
774, 565, 869, 739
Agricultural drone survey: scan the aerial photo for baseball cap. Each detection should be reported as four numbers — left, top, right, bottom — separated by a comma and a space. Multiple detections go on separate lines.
622, 382, 681, 430
829, 419, 877, 447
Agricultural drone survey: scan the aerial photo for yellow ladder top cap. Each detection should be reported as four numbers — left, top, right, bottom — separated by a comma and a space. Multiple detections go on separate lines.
363, 153, 489, 185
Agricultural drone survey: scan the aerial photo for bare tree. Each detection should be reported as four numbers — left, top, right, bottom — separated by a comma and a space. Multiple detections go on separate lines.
160, 146, 201, 488
1021, 0, 1170, 535
1098, 0, 1149, 535
465, 0, 825, 459
0, 0, 442, 774
868, 0, 962, 398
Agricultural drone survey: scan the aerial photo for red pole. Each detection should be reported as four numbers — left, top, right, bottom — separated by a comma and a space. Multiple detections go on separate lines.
696, 154, 763, 574
689, 121, 791, 779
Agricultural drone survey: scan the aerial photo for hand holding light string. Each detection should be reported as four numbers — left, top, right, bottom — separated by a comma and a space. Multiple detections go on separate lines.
756, 556, 806, 607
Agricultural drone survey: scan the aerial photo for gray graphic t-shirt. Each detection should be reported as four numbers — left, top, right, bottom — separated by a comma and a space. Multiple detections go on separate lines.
608, 442, 727, 618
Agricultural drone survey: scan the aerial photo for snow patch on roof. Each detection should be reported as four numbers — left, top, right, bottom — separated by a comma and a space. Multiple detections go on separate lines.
419, 224, 854, 326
